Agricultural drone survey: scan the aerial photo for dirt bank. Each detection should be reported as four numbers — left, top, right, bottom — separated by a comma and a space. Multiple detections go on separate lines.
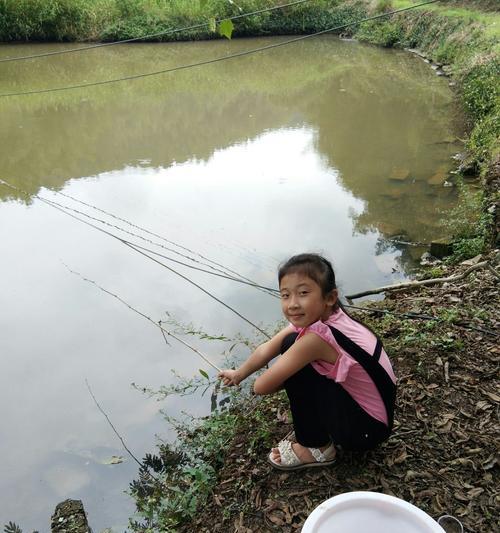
175, 253, 499, 533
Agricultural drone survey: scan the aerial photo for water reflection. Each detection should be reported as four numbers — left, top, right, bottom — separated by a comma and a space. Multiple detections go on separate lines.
0, 37, 460, 247
0, 37, 462, 530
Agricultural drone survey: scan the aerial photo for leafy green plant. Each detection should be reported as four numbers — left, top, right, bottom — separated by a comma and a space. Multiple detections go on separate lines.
373, 0, 393, 15
462, 58, 500, 122
439, 180, 493, 262
3, 523, 23, 533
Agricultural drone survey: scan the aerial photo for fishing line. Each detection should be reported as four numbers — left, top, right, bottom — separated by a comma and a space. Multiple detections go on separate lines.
0, 0, 441, 98
344, 303, 500, 338
0, 0, 312, 63
2, 179, 279, 295
53, 188, 279, 297
45, 189, 277, 293
0, 178, 272, 338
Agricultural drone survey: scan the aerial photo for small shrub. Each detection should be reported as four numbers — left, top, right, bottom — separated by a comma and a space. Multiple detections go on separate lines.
373, 0, 393, 15
356, 19, 402, 47
462, 58, 500, 122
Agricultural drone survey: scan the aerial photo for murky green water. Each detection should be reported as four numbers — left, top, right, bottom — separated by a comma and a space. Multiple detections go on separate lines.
0, 36, 462, 530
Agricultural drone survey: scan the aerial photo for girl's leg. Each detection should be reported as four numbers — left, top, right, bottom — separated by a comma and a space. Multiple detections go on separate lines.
321, 380, 390, 451
281, 333, 331, 448
284, 363, 333, 448
281, 333, 389, 451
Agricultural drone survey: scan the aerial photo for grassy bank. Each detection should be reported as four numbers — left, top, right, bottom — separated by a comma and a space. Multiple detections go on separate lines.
128, 253, 499, 532
0, 0, 361, 42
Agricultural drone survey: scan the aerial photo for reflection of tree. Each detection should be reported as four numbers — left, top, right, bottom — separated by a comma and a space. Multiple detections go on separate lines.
1, 37, 462, 250
304, 48, 461, 243
0, 37, 350, 201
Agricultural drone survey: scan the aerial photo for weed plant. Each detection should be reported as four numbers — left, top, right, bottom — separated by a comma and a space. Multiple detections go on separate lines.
128, 319, 281, 532
439, 179, 493, 261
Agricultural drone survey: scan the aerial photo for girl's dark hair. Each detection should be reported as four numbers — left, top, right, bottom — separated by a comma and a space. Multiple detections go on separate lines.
278, 253, 380, 338
278, 253, 337, 299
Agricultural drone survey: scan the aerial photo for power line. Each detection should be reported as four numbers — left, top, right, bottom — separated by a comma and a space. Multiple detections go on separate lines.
0, 0, 312, 63
0, 0, 440, 98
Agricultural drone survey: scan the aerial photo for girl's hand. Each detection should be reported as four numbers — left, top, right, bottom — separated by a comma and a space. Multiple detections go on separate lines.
218, 369, 242, 387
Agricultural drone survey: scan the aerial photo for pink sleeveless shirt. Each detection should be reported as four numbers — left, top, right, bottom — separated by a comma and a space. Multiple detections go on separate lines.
290, 307, 397, 426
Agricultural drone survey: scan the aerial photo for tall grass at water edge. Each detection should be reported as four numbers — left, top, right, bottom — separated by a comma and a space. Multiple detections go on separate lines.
0, 0, 358, 42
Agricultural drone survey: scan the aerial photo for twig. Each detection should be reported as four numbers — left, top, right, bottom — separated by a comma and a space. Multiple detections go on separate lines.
345, 261, 489, 300
85, 379, 151, 474
64, 263, 222, 372
487, 264, 500, 280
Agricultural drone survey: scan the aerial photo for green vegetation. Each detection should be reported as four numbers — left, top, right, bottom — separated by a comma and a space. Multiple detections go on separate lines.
439, 180, 494, 261
129, 390, 282, 531
0, 0, 353, 42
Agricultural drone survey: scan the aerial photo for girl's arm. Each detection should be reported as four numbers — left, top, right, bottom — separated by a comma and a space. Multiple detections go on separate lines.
219, 325, 294, 386
253, 332, 338, 395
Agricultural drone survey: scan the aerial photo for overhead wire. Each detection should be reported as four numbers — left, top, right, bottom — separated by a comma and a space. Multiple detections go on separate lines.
0, 0, 441, 98
0, 0, 312, 63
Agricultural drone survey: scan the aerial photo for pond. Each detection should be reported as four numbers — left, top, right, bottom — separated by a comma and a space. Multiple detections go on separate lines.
0, 36, 462, 531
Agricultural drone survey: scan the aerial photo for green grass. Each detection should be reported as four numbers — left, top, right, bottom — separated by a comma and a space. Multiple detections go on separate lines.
393, 0, 500, 43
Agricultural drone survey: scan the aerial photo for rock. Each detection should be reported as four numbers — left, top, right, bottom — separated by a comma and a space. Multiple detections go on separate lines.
420, 252, 441, 266
407, 48, 427, 59
389, 167, 410, 181
427, 166, 449, 185
458, 159, 479, 177
452, 152, 466, 162
430, 239, 454, 259
51, 500, 91, 533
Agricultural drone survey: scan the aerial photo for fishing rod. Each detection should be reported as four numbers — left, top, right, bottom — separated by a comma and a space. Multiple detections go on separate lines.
344, 303, 500, 338
0, 178, 272, 339
35, 186, 279, 294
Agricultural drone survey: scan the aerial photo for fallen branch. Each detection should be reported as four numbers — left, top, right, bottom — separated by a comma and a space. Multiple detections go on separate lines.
345, 261, 489, 300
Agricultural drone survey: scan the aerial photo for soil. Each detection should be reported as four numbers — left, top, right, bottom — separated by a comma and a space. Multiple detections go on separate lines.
179, 252, 499, 533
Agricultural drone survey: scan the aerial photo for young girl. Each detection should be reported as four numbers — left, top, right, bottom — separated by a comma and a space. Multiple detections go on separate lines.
219, 253, 397, 471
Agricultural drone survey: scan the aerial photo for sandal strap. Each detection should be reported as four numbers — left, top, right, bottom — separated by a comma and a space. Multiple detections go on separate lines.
308, 447, 325, 462
277, 439, 301, 466
308, 444, 335, 463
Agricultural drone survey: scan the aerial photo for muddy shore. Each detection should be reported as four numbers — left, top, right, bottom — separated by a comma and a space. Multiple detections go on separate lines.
176, 253, 499, 533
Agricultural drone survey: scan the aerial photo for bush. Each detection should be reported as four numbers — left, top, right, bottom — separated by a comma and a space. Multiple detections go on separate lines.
356, 19, 402, 47
462, 58, 500, 122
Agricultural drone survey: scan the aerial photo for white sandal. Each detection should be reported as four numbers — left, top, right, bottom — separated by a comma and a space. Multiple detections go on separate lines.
267, 439, 336, 471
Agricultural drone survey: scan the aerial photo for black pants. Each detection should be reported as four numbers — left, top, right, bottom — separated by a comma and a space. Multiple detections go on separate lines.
282, 333, 390, 451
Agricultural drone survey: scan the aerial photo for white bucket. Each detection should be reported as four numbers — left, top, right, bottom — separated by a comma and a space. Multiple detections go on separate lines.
301, 491, 446, 533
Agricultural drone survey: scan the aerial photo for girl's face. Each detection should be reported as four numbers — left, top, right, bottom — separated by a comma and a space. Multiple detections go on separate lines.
279, 272, 337, 328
